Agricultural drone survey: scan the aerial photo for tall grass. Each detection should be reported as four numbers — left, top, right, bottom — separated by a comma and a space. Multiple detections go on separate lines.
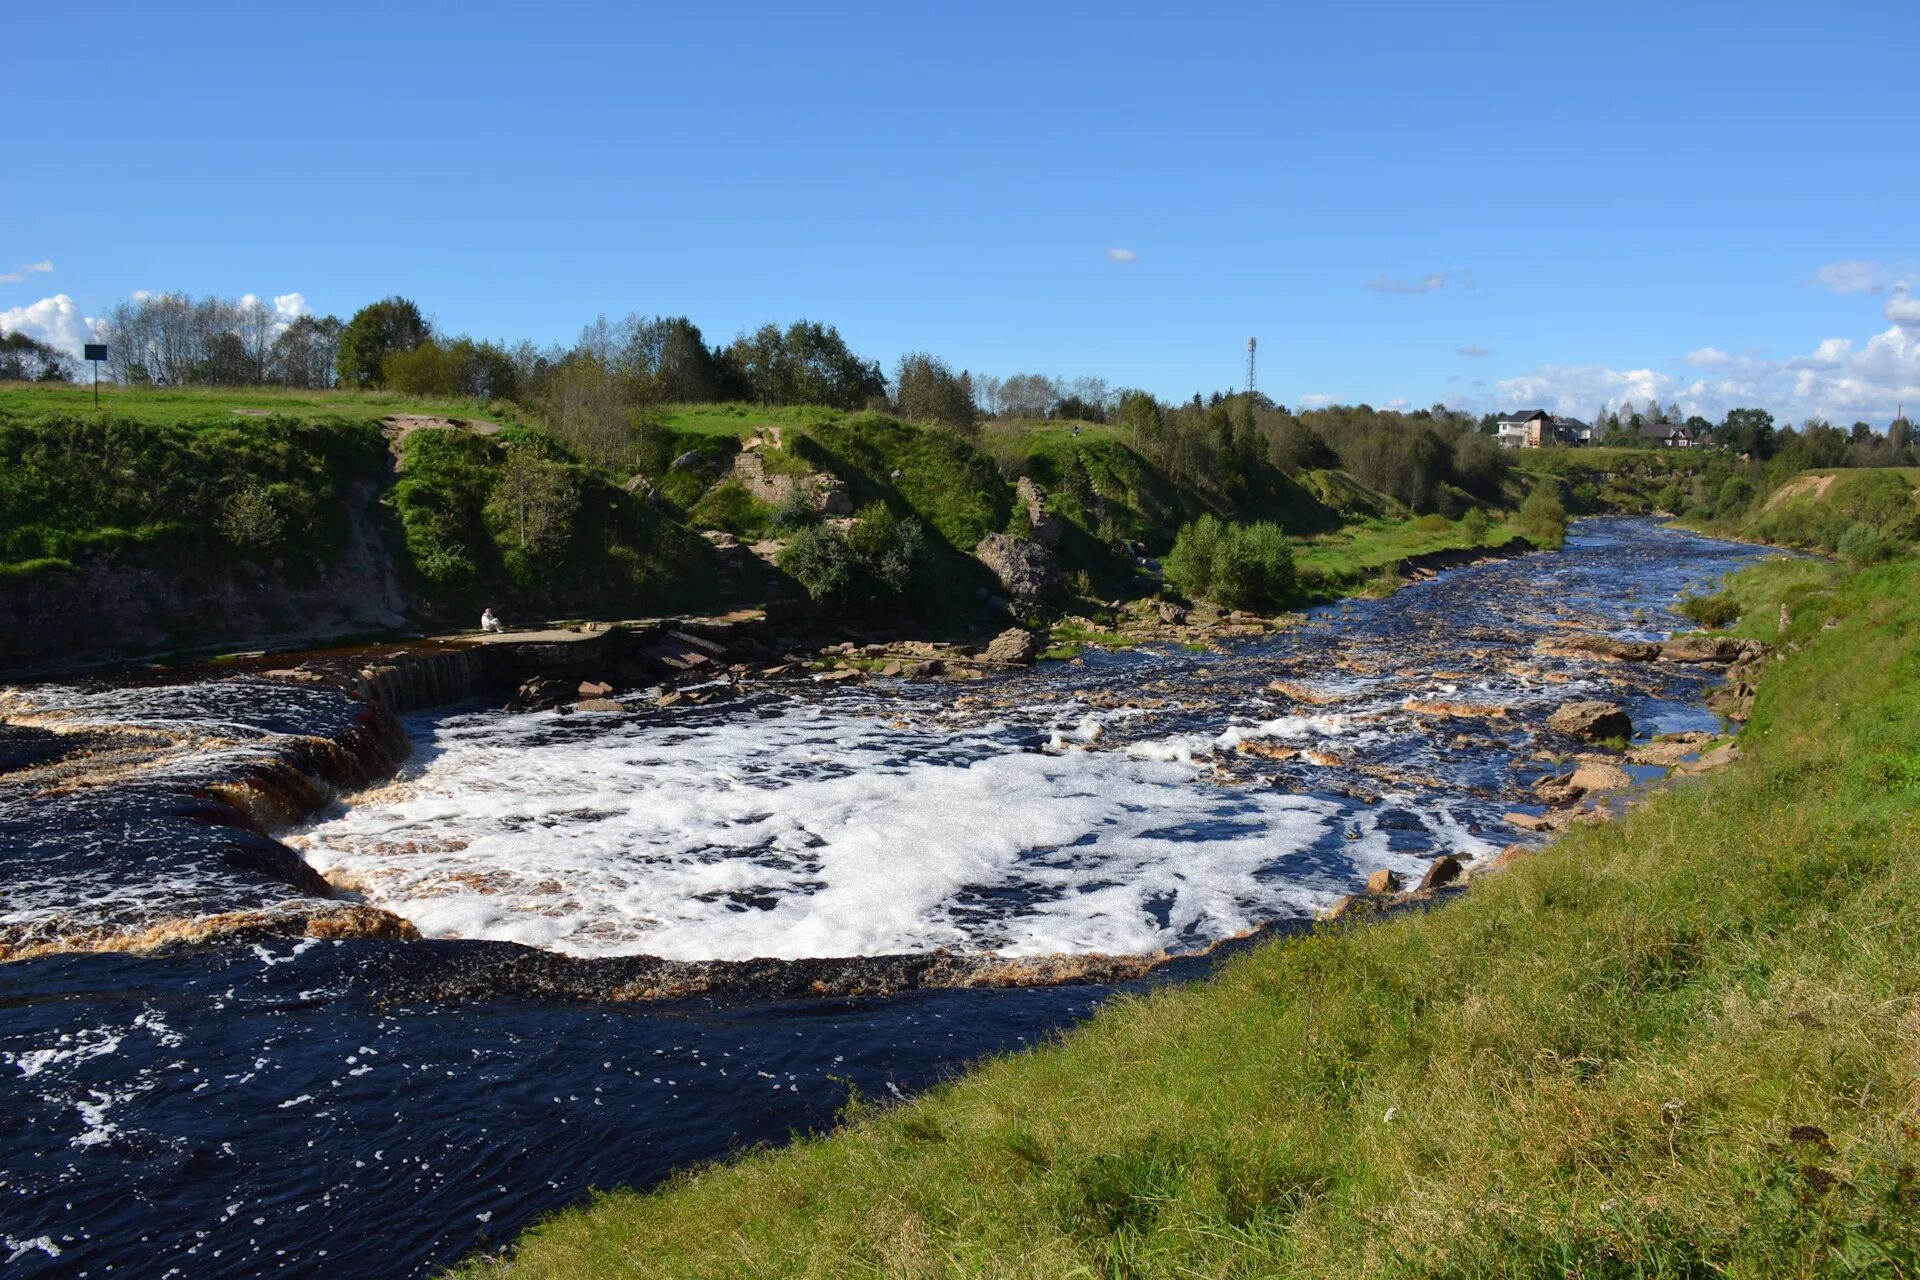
463, 554, 1920, 1279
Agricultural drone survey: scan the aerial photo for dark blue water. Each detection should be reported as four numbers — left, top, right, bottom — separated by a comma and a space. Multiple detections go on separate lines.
0, 518, 1777, 1278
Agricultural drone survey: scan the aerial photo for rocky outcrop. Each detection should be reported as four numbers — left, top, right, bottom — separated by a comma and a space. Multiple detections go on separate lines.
1015, 477, 1066, 549
1540, 634, 1661, 662
983, 628, 1042, 665
1548, 700, 1633, 740
975, 533, 1061, 603
1570, 759, 1632, 791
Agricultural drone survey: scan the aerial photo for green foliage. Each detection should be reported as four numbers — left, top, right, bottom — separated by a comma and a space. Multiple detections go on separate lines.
776, 502, 928, 606
336, 296, 429, 388
686, 479, 773, 537
766, 488, 819, 535
392, 426, 712, 616
1743, 469, 1919, 555
1458, 506, 1491, 539
774, 523, 857, 602
0, 412, 385, 574
218, 484, 285, 551
1516, 482, 1569, 549
1715, 474, 1756, 519
1163, 514, 1296, 610
1837, 521, 1893, 566
383, 336, 518, 401
1678, 590, 1741, 627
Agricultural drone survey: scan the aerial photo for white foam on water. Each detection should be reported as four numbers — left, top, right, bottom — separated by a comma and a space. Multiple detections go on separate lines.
299, 698, 1386, 961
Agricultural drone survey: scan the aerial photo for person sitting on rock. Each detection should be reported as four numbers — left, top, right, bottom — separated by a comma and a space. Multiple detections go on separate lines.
480, 607, 505, 634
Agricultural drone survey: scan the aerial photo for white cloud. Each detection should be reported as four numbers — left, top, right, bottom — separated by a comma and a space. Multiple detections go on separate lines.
1456, 345, 1493, 358
1297, 393, 1336, 408
1814, 259, 1882, 294
0, 273, 20, 285
1813, 259, 1916, 296
0, 294, 99, 358
1105, 248, 1139, 264
273, 291, 308, 321
22, 260, 53, 275
1885, 289, 1920, 325
1367, 271, 1452, 294
1384, 396, 1410, 410
1497, 321, 1920, 424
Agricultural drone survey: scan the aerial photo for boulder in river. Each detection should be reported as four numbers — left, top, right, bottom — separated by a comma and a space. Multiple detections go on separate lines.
1417, 855, 1465, 892
1660, 634, 1767, 664
1547, 700, 1633, 740
1365, 868, 1402, 895
983, 628, 1042, 665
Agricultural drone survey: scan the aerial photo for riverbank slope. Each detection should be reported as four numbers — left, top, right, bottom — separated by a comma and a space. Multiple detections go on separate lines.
463, 551, 1920, 1277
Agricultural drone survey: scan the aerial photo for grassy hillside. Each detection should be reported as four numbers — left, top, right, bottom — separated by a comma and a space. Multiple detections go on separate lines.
0, 411, 388, 576
1735, 469, 1920, 557
464, 551, 1920, 1279
0, 380, 519, 427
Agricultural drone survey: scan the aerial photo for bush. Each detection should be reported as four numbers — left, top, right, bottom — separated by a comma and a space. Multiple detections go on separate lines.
219, 485, 284, 551
1837, 521, 1892, 566
1459, 507, 1491, 540
1163, 514, 1295, 611
1413, 513, 1451, 533
1679, 591, 1741, 628
767, 488, 819, 535
687, 479, 772, 537
1654, 480, 1686, 514
777, 524, 857, 601
1715, 475, 1756, 520
1516, 483, 1568, 550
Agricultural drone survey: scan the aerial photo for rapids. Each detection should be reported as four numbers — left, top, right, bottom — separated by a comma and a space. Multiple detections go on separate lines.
0, 518, 1772, 1278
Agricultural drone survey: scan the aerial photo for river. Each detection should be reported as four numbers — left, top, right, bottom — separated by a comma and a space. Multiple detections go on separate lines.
0, 518, 1770, 1277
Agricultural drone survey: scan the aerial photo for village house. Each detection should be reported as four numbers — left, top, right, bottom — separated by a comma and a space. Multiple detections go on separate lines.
1638, 420, 1697, 448
1495, 410, 1591, 448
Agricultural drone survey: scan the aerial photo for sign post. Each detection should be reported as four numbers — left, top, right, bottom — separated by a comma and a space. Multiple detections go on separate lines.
83, 344, 107, 408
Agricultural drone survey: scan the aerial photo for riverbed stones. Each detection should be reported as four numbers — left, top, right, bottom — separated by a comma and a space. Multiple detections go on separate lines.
983, 627, 1042, 665
1540, 634, 1661, 662
1659, 634, 1766, 664
1548, 700, 1633, 740
1417, 855, 1465, 891
1570, 759, 1632, 791
1365, 868, 1402, 894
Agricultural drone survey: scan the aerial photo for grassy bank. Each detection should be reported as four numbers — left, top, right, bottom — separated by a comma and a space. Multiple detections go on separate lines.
464, 553, 1920, 1278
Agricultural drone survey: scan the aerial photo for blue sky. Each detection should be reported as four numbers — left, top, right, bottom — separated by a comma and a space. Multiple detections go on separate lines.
4, 0, 1916, 423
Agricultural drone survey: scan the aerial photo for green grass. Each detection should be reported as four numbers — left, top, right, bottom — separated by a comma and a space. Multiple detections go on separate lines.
464, 553, 1920, 1280
0, 380, 518, 427
1292, 515, 1523, 589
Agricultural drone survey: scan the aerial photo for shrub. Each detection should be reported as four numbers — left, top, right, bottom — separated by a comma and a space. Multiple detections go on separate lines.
1413, 513, 1451, 533
1837, 521, 1892, 566
219, 485, 284, 551
1163, 514, 1295, 611
1459, 507, 1491, 540
687, 479, 772, 537
777, 524, 857, 601
1679, 591, 1740, 628
767, 487, 820, 534
1654, 480, 1686, 514
1516, 483, 1568, 550
1715, 475, 1756, 520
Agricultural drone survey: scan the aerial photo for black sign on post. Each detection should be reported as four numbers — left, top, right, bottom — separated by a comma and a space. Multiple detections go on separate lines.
83, 343, 108, 407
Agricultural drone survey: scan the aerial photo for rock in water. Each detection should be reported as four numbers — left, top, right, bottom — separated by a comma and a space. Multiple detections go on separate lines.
1417, 855, 1465, 891
1547, 700, 1633, 740
1365, 868, 1402, 895
1660, 634, 1767, 663
975, 533, 1062, 603
983, 628, 1042, 665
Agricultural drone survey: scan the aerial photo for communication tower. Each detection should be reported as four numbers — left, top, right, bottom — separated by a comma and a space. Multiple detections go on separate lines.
1246, 337, 1257, 401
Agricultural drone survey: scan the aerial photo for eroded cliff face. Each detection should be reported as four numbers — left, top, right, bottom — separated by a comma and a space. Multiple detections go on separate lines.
0, 479, 413, 677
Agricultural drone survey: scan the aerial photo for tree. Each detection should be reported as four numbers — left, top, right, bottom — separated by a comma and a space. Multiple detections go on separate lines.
894, 351, 977, 432
1517, 483, 1568, 549
1891, 417, 1915, 450
485, 447, 579, 556
268, 315, 343, 388
0, 331, 77, 381
336, 296, 430, 388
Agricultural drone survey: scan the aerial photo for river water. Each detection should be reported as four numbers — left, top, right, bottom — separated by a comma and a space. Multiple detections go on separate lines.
0, 519, 1769, 1278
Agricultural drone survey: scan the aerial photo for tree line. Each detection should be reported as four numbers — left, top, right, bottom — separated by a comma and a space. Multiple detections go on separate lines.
46, 290, 1918, 516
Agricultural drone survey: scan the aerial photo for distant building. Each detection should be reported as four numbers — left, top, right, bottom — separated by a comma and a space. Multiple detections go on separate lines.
1638, 420, 1696, 448
1496, 409, 1590, 448
1495, 410, 1548, 448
